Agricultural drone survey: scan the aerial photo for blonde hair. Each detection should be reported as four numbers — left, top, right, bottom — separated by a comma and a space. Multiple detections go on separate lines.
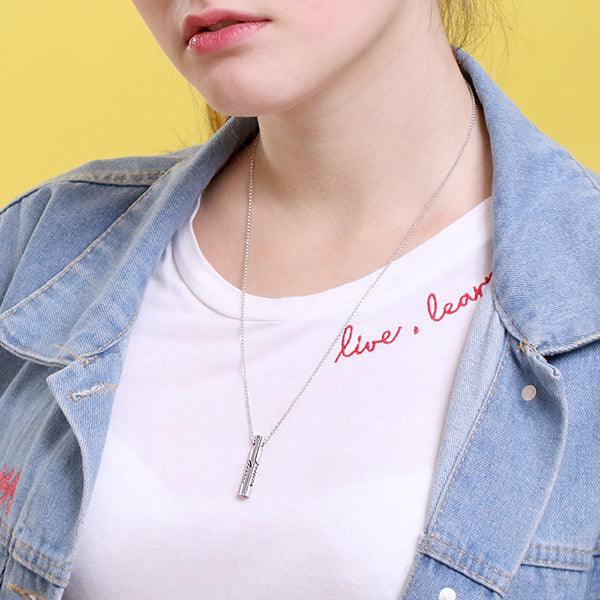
204, 0, 506, 136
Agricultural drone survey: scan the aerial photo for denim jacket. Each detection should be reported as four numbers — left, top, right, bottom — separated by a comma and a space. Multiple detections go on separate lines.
1, 46, 599, 600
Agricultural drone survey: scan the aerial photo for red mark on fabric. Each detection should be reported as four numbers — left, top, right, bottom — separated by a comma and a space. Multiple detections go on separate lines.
334, 323, 402, 363
333, 272, 492, 363
427, 271, 493, 322
0, 464, 22, 516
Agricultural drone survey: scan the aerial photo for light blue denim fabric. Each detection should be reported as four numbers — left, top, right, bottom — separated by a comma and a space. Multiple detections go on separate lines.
0, 46, 599, 600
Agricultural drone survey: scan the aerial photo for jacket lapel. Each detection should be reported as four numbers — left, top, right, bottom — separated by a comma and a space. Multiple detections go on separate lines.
454, 47, 600, 356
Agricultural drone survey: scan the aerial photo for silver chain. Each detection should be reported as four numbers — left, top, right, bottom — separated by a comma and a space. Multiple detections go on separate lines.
240, 80, 477, 448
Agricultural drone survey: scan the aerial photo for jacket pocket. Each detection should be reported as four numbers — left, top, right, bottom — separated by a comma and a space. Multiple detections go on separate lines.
507, 542, 596, 599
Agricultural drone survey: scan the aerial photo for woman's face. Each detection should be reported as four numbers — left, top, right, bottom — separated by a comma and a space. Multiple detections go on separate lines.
130, 1, 419, 117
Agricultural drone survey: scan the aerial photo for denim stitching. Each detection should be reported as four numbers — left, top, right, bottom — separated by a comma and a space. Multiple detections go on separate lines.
425, 532, 511, 578
0, 295, 139, 367
0, 521, 71, 587
0, 169, 161, 222
68, 168, 168, 177
57, 170, 167, 186
428, 331, 510, 531
521, 542, 595, 570
416, 539, 506, 593
566, 154, 600, 196
542, 331, 600, 356
529, 542, 595, 554
2, 552, 67, 589
498, 288, 600, 356
0, 518, 70, 571
51, 344, 96, 366
521, 558, 591, 570
0, 336, 71, 368
85, 298, 143, 356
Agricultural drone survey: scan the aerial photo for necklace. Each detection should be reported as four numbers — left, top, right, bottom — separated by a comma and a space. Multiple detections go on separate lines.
237, 80, 477, 498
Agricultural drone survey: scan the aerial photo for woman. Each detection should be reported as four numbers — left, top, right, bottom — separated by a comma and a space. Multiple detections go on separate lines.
0, 1, 598, 599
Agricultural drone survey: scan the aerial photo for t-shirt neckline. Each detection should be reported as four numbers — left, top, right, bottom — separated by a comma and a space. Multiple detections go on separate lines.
172, 194, 492, 321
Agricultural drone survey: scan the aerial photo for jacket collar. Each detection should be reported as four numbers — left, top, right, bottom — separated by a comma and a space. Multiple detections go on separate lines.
1, 46, 599, 366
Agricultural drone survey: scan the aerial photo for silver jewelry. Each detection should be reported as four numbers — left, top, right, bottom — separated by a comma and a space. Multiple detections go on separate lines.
238, 80, 477, 498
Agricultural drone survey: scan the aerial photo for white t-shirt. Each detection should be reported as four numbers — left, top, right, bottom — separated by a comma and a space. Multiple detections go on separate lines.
64, 193, 493, 600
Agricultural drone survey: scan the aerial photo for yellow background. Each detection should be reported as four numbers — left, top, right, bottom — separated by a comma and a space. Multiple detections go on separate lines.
1, 0, 598, 206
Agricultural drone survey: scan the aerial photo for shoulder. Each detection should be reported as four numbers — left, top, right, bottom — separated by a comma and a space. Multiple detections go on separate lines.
1, 144, 201, 219
0, 144, 202, 236
0, 144, 202, 306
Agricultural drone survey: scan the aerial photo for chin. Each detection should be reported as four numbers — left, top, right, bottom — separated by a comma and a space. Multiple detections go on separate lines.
204, 89, 304, 119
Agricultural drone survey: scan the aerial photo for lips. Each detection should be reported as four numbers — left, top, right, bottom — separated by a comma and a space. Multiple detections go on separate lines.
200, 19, 244, 32
183, 10, 269, 44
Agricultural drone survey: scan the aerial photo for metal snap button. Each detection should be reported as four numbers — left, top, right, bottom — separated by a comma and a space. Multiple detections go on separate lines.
521, 384, 537, 401
439, 587, 457, 600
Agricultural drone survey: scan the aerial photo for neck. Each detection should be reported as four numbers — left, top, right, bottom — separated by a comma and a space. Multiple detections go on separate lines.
240, 2, 492, 235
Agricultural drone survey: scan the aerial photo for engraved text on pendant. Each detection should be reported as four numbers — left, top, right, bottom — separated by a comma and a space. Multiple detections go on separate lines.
238, 434, 264, 499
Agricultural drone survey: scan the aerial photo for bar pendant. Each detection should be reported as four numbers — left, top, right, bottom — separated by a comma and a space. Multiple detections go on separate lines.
238, 434, 264, 499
